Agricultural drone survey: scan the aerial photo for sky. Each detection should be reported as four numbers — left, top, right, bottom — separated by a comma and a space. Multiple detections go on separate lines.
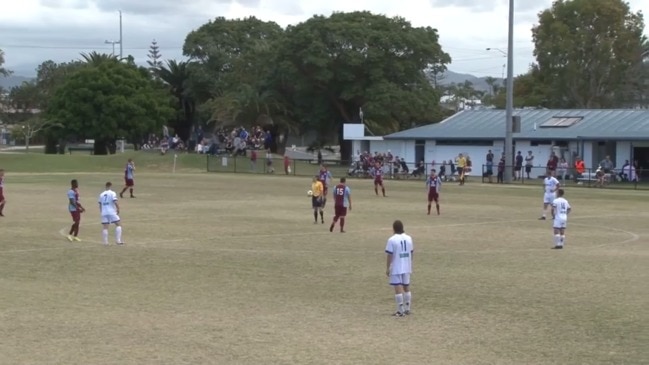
2, 0, 649, 78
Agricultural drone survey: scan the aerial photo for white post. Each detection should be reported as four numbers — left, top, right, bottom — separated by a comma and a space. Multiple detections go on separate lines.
173, 153, 178, 173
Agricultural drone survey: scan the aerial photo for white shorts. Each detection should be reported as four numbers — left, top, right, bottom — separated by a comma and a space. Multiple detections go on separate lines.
544, 193, 556, 204
101, 214, 121, 224
553, 218, 567, 229
389, 273, 411, 286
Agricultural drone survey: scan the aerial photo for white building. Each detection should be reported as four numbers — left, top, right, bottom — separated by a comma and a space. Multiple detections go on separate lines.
349, 109, 649, 175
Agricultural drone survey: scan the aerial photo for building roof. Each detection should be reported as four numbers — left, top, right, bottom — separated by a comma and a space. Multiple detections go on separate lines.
384, 109, 649, 141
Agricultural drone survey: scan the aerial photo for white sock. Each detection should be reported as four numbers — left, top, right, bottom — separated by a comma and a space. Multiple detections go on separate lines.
102, 229, 108, 244
542, 212, 546, 217
404, 292, 411, 311
394, 293, 404, 313
554, 234, 561, 246
559, 235, 565, 247
115, 226, 123, 243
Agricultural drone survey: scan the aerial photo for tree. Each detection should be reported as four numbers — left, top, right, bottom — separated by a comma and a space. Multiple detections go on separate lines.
46, 57, 173, 155
156, 60, 195, 142
147, 39, 162, 70
276, 11, 450, 160
532, 0, 646, 108
0, 48, 10, 77
10, 117, 61, 151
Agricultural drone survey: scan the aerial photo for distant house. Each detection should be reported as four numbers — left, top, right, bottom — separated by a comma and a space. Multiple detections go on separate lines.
351, 109, 649, 173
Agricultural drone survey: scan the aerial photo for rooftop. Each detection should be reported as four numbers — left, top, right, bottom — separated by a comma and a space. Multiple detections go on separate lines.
384, 109, 649, 141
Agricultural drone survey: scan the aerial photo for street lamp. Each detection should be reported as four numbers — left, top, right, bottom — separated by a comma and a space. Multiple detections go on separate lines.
486, 48, 507, 79
104, 10, 123, 58
504, 0, 515, 183
104, 40, 120, 56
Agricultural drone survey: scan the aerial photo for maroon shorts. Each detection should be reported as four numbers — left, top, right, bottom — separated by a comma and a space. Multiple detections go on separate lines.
0, 191, 4, 202
374, 178, 383, 185
428, 190, 439, 202
70, 211, 81, 222
322, 186, 328, 196
334, 205, 347, 217
125, 178, 134, 187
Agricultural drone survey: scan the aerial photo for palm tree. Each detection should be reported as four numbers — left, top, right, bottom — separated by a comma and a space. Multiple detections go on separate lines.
156, 60, 195, 142
80, 51, 118, 65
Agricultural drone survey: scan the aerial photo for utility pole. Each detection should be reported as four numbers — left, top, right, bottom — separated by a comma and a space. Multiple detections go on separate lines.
504, 0, 515, 183
119, 10, 123, 59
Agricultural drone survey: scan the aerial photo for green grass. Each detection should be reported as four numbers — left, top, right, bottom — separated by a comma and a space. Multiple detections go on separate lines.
0, 162, 647, 364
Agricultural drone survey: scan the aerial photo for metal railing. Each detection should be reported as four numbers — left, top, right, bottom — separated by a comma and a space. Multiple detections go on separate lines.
480, 164, 648, 190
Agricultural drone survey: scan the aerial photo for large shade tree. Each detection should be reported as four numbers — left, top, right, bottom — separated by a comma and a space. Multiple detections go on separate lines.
532, 0, 646, 108
275, 11, 451, 160
46, 55, 173, 155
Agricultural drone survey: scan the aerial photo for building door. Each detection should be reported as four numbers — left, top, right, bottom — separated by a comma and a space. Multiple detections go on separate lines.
592, 141, 616, 168
633, 146, 649, 178
415, 140, 425, 164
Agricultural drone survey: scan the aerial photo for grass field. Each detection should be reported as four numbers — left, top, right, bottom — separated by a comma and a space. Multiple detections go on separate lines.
0, 153, 648, 365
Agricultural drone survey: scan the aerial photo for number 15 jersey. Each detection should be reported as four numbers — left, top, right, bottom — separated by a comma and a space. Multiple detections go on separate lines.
385, 233, 414, 275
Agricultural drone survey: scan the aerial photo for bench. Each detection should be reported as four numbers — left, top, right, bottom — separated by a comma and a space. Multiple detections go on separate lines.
68, 145, 94, 154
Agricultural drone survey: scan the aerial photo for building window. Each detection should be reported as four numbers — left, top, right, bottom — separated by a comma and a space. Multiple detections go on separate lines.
539, 116, 583, 128
530, 140, 553, 146
435, 140, 494, 146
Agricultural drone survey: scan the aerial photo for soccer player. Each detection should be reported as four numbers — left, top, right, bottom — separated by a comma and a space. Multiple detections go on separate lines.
311, 175, 325, 224
0, 169, 5, 217
551, 189, 571, 249
120, 158, 136, 198
457, 153, 467, 185
319, 165, 332, 207
373, 162, 386, 197
385, 220, 414, 317
426, 169, 442, 215
98, 182, 124, 246
67, 179, 85, 241
329, 177, 351, 233
540, 172, 560, 220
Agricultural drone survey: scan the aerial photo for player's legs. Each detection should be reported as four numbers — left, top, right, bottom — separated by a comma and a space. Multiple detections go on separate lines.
114, 221, 124, 245
68, 212, 81, 240
427, 197, 432, 215
318, 207, 324, 223
374, 181, 379, 195
390, 275, 406, 316
379, 181, 385, 197
101, 221, 110, 245
434, 197, 440, 215
0, 195, 5, 216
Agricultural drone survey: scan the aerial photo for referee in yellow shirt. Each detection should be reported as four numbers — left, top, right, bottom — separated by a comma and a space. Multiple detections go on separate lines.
457, 153, 467, 185
311, 175, 325, 224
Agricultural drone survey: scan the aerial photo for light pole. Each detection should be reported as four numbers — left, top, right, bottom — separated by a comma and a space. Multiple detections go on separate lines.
104, 10, 123, 58
486, 48, 507, 80
504, 0, 515, 183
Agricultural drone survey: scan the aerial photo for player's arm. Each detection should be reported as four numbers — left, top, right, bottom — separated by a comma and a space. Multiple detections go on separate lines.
385, 243, 393, 276
114, 199, 120, 215
347, 190, 352, 211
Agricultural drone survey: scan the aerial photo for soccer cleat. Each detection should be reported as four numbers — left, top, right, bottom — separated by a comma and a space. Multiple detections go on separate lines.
404, 310, 411, 315
321, 220, 324, 224
340, 230, 345, 233
116, 242, 125, 246
73, 237, 81, 242
392, 311, 404, 317
130, 195, 136, 198
119, 193, 124, 198
67, 235, 73, 242
538, 217, 546, 220
329, 224, 334, 232
552, 246, 563, 249
314, 221, 318, 224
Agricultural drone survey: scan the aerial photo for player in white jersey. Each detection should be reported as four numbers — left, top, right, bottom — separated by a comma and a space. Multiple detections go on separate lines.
98, 182, 124, 246
551, 189, 571, 249
539, 173, 560, 220
385, 220, 414, 317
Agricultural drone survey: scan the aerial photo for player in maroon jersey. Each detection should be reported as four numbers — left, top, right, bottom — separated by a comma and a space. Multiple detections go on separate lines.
319, 165, 332, 207
67, 179, 85, 241
426, 169, 442, 215
0, 169, 5, 216
120, 158, 136, 198
373, 162, 386, 197
329, 177, 352, 233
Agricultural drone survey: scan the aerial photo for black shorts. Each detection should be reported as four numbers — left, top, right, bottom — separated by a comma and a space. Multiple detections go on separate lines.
312, 196, 322, 208
515, 166, 522, 171
525, 166, 532, 173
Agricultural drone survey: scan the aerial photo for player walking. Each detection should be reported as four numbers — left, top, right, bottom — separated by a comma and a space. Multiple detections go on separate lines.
385, 220, 414, 317
319, 165, 332, 207
98, 182, 124, 246
67, 179, 85, 241
426, 169, 442, 215
120, 158, 136, 198
540, 173, 560, 220
551, 189, 571, 249
329, 177, 351, 233
311, 175, 325, 224
373, 162, 386, 197
0, 169, 5, 216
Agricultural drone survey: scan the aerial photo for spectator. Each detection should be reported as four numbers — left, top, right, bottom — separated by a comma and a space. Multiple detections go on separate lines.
284, 155, 292, 175
599, 155, 614, 174
557, 158, 569, 181
250, 150, 257, 172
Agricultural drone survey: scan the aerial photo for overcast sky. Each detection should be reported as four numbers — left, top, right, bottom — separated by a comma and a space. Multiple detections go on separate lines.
2, 0, 649, 77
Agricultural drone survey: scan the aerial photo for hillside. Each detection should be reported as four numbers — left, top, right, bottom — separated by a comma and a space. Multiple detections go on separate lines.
437, 70, 503, 93
0, 75, 33, 89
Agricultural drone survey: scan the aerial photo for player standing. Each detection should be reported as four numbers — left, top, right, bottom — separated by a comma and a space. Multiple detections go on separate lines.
120, 158, 136, 198
67, 179, 85, 241
385, 220, 414, 317
540, 173, 560, 220
426, 169, 442, 215
0, 169, 5, 216
311, 175, 325, 224
98, 182, 124, 246
319, 165, 332, 207
373, 162, 386, 197
551, 189, 571, 249
329, 177, 351, 233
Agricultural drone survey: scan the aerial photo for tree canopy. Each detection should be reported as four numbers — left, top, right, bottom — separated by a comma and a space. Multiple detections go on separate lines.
45, 57, 173, 155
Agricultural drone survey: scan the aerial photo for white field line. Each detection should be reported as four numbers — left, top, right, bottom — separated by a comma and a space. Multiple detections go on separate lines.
0, 212, 643, 255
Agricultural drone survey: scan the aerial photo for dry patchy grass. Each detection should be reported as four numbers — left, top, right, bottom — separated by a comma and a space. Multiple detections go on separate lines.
0, 172, 647, 365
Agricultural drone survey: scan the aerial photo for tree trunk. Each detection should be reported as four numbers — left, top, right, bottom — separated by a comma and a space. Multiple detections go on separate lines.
44, 136, 58, 154
93, 139, 116, 155
337, 122, 352, 164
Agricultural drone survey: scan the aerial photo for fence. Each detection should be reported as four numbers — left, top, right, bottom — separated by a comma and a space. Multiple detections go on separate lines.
480, 164, 648, 190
